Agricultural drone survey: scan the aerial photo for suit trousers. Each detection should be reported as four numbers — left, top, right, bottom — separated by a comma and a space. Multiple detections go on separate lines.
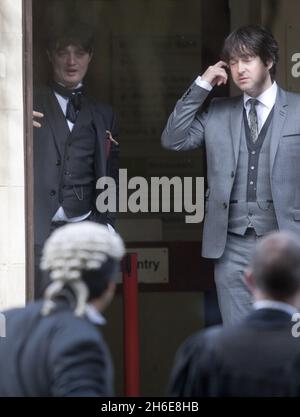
214, 229, 262, 326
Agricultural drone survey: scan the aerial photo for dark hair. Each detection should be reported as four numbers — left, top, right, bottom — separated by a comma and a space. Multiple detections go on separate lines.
47, 21, 94, 54
81, 258, 119, 301
221, 25, 279, 79
251, 232, 300, 300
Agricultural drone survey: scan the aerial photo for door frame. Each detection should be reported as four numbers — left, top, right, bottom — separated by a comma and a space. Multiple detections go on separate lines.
23, 0, 35, 301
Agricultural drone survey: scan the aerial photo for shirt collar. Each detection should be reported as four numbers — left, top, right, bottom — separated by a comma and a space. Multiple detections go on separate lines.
56, 81, 83, 89
253, 299, 298, 316
85, 304, 106, 326
54, 82, 83, 100
244, 81, 278, 110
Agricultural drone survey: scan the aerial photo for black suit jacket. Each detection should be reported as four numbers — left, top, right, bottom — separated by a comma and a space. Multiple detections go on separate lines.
168, 308, 300, 397
0, 299, 114, 397
33, 86, 119, 245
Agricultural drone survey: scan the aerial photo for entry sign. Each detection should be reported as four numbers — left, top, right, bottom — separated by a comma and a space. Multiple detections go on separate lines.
120, 248, 169, 283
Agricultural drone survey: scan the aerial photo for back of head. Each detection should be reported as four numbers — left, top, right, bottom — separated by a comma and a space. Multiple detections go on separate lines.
40, 222, 125, 316
221, 25, 279, 79
250, 231, 300, 300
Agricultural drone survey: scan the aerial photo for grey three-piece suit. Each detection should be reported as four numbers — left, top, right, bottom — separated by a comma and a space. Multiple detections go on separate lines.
162, 82, 300, 324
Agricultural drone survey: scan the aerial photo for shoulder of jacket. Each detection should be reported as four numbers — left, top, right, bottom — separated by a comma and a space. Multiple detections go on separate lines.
87, 97, 114, 115
211, 94, 242, 106
285, 89, 300, 102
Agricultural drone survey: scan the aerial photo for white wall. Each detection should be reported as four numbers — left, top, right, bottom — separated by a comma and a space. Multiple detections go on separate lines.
0, 0, 25, 309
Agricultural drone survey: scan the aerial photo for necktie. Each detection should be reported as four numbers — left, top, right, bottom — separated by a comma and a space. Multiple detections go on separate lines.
51, 81, 84, 123
248, 98, 259, 143
66, 94, 82, 123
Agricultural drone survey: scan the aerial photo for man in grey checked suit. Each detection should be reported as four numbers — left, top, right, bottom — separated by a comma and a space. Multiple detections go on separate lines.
161, 25, 300, 325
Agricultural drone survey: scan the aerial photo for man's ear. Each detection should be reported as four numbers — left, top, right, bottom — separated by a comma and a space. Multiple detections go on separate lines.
266, 60, 274, 71
101, 281, 116, 308
88, 50, 94, 64
107, 281, 116, 294
244, 269, 256, 294
47, 50, 52, 63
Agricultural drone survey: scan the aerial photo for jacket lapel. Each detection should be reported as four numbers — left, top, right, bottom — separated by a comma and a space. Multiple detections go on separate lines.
230, 95, 244, 168
43, 87, 70, 157
270, 87, 288, 173
87, 98, 107, 179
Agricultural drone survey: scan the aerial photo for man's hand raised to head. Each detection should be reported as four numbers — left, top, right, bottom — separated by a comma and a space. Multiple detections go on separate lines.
201, 61, 229, 87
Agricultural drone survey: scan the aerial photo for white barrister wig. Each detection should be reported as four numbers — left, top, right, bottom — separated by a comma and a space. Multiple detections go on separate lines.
40, 222, 125, 317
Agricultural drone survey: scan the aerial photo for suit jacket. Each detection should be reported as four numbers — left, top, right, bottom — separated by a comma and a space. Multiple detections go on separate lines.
0, 299, 114, 397
162, 83, 300, 258
168, 308, 300, 397
33, 86, 119, 245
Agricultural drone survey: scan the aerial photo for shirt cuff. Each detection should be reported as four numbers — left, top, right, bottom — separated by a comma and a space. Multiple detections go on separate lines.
195, 76, 213, 91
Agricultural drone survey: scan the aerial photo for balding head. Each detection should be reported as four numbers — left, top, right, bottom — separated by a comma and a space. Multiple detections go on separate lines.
249, 231, 300, 301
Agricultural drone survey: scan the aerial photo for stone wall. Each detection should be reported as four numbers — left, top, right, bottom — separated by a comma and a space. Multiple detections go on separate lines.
0, 0, 25, 309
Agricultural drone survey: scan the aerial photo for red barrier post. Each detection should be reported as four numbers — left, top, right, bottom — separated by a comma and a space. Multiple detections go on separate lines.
122, 253, 140, 396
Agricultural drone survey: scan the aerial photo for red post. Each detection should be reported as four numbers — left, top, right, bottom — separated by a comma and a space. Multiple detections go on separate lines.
122, 253, 140, 396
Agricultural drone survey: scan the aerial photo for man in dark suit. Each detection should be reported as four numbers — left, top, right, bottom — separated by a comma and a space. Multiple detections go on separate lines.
168, 231, 300, 397
0, 221, 125, 397
162, 25, 300, 325
33, 22, 119, 296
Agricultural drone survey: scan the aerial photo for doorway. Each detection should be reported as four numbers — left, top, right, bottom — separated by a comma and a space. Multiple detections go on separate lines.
29, 0, 230, 396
